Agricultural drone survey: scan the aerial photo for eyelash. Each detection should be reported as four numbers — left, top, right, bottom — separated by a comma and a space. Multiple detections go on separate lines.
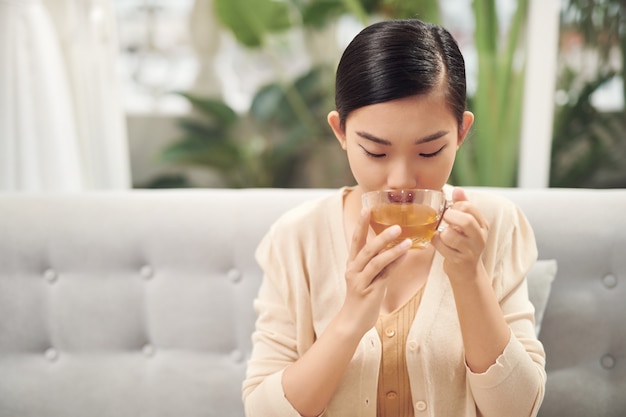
421, 146, 446, 158
360, 145, 445, 159
362, 147, 385, 158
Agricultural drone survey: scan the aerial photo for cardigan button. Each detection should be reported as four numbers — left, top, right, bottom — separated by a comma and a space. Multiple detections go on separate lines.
408, 340, 420, 352
415, 400, 427, 411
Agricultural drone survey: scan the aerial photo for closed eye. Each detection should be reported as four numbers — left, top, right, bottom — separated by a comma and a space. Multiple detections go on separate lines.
360, 145, 386, 158
420, 145, 446, 158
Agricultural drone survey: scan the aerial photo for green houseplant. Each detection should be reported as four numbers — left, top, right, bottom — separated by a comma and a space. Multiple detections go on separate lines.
451, 0, 529, 186
163, 66, 336, 188
550, 0, 625, 188
161, 0, 529, 188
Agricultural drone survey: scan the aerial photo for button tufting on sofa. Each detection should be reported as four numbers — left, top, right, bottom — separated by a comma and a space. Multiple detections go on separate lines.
43, 268, 58, 283
227, 268, 242, 283
142, 344, 156, 357
601, 354, 616, 370
140, 265, 154, 279
44, 348, 59, 362
1, 188, 625, 417
230, 349, 244, 363
602, 273, 617, 289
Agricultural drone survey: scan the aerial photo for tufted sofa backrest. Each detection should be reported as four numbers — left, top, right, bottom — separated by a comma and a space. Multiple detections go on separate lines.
0, 187, 625, 417
0, 189, 331, 417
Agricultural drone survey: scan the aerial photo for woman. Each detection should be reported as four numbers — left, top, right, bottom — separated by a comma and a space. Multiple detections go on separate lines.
242, 18, 546, 417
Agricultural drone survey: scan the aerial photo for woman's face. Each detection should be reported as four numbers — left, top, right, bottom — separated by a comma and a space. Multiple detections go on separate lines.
328, 89, 473, 194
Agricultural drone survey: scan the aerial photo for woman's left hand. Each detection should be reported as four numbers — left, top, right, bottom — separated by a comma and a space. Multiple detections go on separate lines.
431, 187, 489, 281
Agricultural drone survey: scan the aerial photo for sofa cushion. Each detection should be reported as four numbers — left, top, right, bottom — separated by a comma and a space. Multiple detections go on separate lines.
527, 259, 558, 335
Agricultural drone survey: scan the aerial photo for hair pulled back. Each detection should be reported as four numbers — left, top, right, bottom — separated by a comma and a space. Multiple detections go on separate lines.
335, 19, 467, 130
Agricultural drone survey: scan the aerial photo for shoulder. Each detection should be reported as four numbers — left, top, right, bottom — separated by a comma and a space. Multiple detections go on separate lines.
269, 188, 342, 233
255, 188, 344, 275
257, 188, 343, 255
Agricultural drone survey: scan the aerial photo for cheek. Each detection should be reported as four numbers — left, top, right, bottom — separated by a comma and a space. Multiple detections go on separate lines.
346, 148, 380, 186
437, 148, 457, 180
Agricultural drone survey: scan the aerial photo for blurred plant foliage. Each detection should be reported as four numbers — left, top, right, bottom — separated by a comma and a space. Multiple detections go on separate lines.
161, 0, 623, 188
550, 0, 625, 188
162, 0, 442, 188
164, 66, 334, 188
450, 0, 529, 186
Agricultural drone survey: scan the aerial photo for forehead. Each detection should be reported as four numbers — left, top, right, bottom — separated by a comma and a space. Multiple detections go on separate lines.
345, 91, 456, 133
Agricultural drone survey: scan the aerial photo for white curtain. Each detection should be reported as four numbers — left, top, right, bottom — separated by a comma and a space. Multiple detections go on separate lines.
0, 0, 130, 191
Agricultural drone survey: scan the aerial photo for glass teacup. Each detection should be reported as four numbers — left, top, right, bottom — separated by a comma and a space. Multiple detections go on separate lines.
362, 189, 447, 249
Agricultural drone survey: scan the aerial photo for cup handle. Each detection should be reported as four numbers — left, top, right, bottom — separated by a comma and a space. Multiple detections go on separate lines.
435, 204, 449, 231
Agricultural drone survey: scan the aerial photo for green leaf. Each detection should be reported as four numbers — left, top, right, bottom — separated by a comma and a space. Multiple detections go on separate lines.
250, 66, 332, 131
379, 0, 441, 21
162, 136, 242, 171
293, 66, 329, 104
176, 118, 225, 139
141, 174, 192, 189
249, 83, 284, 122
272, 125, 310, 164
301, 0, 346, 28
177, 93, 239, 128
214, 0, 292, 47
472, 0, 498, 54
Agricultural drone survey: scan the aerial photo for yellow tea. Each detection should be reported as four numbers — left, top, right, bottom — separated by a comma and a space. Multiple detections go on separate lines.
370, 203, 439, 249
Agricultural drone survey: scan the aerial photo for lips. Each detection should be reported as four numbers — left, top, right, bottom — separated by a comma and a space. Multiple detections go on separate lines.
386, 190, 415, 203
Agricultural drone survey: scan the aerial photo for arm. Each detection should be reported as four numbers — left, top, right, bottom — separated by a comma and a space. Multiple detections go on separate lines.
431, 188, 546, 417
244, 208, 411, 417
432, 188, 509, 371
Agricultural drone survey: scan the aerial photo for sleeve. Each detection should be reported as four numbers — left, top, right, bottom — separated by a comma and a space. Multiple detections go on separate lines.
467, 203, 547, 417
241, 227, 313, 417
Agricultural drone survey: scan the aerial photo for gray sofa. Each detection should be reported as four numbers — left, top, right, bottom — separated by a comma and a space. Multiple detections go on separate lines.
0, 187, 624, 417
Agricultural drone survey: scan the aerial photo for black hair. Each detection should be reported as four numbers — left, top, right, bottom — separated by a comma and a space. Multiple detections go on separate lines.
335, 19, 467, 130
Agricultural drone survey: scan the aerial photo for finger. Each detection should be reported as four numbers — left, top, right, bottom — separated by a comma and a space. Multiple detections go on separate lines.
436, 225, 464, 251
435, 209, 489, 259
431, 232, 457, 257
348, 207, 371, 262
452, 186, 469, 203
448, 190, 488, 230
444, 207, 488, 241
361, 237, 412, 285
352, 224, 402, 272
451, 187, 487, 227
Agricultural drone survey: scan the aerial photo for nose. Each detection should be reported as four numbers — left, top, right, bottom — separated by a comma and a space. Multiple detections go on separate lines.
386, 159, 417, 190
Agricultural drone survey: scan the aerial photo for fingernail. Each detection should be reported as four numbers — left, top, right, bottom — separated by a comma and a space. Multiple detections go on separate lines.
388, 225, 401, 237
399, 239, 412, 249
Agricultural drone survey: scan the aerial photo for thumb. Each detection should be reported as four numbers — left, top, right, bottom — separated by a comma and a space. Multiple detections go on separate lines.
452, 187, 469, 203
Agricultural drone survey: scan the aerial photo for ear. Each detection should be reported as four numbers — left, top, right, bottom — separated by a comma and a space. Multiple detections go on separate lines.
457, 111, 474, 148
327, 110, 347, 150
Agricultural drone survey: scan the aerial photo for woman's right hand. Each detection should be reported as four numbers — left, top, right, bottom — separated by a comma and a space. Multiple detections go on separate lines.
338, 207, 412, 336
279, 208, 411, 417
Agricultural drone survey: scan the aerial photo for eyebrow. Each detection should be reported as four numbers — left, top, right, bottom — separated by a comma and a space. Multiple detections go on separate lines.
356, 130, 448, 145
